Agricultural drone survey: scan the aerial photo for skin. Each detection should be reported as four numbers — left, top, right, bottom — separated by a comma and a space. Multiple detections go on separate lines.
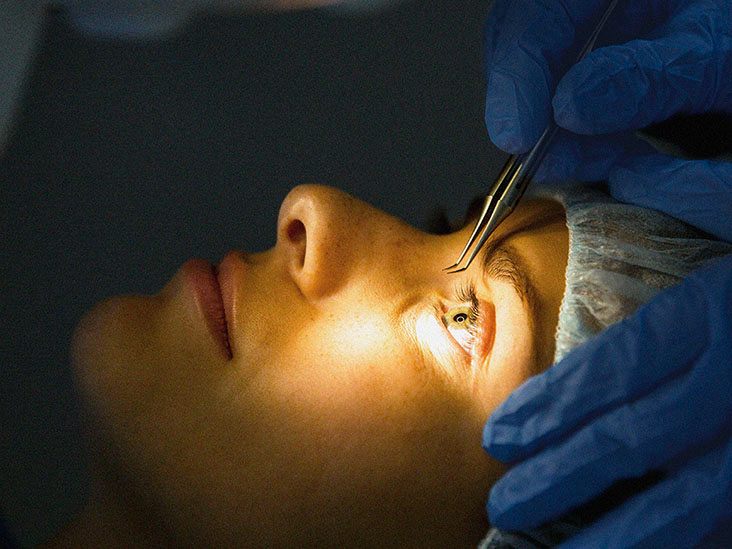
45, 184, 568, 548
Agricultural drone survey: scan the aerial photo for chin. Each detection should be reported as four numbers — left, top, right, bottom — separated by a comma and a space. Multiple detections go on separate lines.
70, 294, 156, 409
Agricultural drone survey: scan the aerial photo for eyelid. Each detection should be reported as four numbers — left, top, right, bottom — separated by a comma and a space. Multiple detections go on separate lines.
411, 304, 468, 379
433, 302, 473, 361
445, 285, 496, 372
403, 287, 492, 382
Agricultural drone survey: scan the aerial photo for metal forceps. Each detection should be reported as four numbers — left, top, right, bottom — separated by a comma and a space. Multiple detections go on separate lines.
445, 0, 619, 273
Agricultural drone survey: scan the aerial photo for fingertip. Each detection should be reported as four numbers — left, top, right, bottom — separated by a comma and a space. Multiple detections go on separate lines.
487, 480, 537, 532
552, 61, 610, 134
482, 414, 496, 452
482, 420, 521, 463
486, 484, 517, 531
485, 70, 545, 154
552, 78, 583, 133
486, 118, 527, 155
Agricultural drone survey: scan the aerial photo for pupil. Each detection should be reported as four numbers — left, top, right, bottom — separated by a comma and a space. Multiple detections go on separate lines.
454, 312, 468, 323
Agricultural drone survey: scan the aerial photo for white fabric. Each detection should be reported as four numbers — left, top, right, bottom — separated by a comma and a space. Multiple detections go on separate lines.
534, 183, 732, 363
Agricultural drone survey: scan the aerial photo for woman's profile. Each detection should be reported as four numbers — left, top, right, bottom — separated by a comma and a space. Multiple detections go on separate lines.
42, 183, 730, 547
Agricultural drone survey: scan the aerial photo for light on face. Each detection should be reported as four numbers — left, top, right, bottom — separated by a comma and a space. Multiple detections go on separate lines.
326, 309, 395, 364
414, 310, 463, 379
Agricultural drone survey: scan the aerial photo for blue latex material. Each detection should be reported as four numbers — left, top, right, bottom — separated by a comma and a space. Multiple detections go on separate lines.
484, 0, 732, 154
483, 0, 732, 193
483, 255, 732, 547
533, 132, 732, 242
482, 4, 732, 541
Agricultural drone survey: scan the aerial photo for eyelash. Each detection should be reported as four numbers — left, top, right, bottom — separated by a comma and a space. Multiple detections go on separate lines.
451, 281, 483, 349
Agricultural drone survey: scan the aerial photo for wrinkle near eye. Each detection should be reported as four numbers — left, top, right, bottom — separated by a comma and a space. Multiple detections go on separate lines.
395, 282, 488, 386
407, 307, 471, 384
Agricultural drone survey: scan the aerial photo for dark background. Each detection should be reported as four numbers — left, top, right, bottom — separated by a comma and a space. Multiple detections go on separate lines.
1, 2, 498, 545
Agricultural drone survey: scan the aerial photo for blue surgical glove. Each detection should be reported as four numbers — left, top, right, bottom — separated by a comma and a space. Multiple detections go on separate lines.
482, 254, 732, 547
483, 0, 732, 240
482, 1, 732, 544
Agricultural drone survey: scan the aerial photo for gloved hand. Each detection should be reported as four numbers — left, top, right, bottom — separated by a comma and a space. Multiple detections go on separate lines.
481, 0, 732, 543
483, 0, 732, 242
483, 253, 732, 547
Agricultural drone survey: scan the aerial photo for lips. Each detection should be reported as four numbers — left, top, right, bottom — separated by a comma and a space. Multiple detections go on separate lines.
183, 258, 232, 360
216, 250, 245, 357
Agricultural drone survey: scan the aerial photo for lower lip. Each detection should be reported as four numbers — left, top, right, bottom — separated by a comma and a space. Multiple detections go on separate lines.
182, 259, 232, 360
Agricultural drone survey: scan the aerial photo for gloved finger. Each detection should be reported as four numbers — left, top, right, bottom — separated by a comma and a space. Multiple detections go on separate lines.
553, 1, 732, 135
483, 0, 609, 154
487, 351, 732, 530
483, 260, 714, 463
560, 436, 732, 549
532, 130, 656, 184
608, 153, 732, 242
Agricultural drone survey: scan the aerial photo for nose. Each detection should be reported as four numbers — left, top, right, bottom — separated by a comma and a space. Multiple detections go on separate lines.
277, 184, 370, 300
276, 184, 417, 300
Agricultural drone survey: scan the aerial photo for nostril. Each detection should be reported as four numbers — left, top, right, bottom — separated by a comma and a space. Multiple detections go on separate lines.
285, 219, 306, 268
286, 219, 306, 244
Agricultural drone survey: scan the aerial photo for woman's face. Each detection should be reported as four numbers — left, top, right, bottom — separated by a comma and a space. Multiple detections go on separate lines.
70, 184, 568, 547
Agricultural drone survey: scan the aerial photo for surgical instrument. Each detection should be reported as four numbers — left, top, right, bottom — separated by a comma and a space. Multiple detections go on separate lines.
445, 0, 620, 273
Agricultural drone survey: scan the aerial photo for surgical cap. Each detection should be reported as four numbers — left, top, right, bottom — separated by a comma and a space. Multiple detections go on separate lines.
538, 182, 732, 364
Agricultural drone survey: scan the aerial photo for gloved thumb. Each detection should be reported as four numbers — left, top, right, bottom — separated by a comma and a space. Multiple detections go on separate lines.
552, 2, 732, 135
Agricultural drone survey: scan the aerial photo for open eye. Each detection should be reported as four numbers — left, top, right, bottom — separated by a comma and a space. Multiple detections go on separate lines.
442, 305, 477, 352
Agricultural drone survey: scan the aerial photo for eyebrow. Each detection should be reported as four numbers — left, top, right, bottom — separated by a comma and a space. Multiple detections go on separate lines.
479, 240, 540, 337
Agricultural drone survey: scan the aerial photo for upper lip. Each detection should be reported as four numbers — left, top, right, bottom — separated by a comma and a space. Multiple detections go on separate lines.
216, 250, 245, 358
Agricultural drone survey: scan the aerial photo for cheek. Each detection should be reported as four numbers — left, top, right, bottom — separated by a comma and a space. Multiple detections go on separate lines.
235, 324, 496, 535
71, 291, 498, 543
252, 315, 420, 452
